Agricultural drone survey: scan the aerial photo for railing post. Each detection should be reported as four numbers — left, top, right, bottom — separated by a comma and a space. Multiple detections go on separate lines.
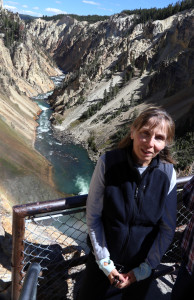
19, 262, 41, 300
11, 208, 25, 300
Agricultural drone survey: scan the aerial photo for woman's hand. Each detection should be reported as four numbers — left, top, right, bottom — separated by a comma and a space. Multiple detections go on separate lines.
111, 270, 136, 289
108, 269, 127, 287
108, 269, 137, 289
120, 270, 137, 288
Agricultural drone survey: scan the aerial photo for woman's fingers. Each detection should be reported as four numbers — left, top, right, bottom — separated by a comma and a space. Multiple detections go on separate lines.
108, 269, 126, 286
118, 271, 137, 289
108, 269, 137, 289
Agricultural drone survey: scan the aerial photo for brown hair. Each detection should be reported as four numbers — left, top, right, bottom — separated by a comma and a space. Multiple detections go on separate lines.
118, 106, 175, 163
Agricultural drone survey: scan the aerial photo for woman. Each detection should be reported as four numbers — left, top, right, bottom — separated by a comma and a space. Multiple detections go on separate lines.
78, 106, 177, 300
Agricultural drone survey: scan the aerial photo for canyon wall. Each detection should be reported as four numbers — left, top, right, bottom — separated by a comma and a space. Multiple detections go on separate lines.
27, 10, 194, 166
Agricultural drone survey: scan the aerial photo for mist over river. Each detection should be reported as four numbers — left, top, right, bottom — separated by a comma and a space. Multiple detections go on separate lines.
33, 76, 94, 195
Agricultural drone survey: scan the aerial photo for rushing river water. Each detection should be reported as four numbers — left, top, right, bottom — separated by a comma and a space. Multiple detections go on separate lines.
33, 76, 94, 195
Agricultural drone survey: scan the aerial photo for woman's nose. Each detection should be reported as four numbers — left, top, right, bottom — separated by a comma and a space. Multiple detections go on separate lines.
146, 136, 155, 147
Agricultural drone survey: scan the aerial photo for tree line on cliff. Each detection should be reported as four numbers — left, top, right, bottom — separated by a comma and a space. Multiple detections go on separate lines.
40, 0, 194, 24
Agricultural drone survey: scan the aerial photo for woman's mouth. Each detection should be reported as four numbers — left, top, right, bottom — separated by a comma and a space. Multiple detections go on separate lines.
141, 149, 153, 156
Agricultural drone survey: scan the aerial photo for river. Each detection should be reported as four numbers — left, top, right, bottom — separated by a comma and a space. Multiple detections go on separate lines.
33, 75, 94, 195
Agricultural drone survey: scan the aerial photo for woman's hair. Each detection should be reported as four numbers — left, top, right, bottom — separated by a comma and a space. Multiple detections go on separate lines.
118, 106, 175, 163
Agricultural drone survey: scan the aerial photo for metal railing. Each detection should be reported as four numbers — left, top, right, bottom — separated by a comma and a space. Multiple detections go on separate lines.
11, 176, 192, 300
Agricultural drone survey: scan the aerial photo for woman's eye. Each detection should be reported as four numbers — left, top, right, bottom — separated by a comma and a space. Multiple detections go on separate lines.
142, 131, 149, 136
156, 135, 165, 141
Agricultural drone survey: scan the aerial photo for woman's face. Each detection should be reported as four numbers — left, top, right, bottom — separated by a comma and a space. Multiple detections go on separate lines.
131, 118, 168, 166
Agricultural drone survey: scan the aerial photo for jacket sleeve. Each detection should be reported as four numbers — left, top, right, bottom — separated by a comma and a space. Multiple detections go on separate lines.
86, 155, 110, 261
146, 169, 177, 269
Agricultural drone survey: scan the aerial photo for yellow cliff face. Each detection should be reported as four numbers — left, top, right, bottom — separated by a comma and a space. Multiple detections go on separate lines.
0, 30, 64, 207
0, 36, 55, 144
0, 90, 40, 144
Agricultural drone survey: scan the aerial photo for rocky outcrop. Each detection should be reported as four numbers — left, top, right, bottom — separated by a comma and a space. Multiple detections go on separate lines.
11, 34, 58, 97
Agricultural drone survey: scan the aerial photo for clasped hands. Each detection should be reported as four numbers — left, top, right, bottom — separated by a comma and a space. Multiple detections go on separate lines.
108, 268, 136, 289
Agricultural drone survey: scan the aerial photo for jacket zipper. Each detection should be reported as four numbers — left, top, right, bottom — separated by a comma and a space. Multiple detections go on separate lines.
134, 186, 139, 206
135, 165, 153, 211
135, 184, 147, 212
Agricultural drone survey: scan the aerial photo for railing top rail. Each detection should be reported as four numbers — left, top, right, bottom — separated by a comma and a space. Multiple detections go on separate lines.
176, 175, 192, 187
13, 194, 88, 218
12, 176, 193, 218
